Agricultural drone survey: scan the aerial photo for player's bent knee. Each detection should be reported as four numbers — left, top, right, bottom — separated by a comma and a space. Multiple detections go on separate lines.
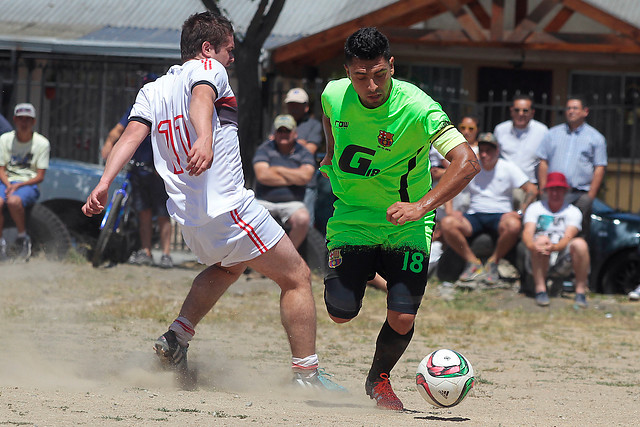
324, 292, 361, 321
328, 313, 351, 324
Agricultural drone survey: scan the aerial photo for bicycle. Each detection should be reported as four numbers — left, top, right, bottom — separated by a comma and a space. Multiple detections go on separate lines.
91, 163, 141, 267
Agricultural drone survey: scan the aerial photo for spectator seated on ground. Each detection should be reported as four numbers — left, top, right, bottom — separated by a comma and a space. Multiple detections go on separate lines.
253, 114, 316, 249
0, 103, 50, 262
522, 172, 590, 308
440, 132, 537, 285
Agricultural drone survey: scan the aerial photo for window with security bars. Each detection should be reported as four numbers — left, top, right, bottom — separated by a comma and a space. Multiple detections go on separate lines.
394, 64, 467, 121
570, 72, 640, 160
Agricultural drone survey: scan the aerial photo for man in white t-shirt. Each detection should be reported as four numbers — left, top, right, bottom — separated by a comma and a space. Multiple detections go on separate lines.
82, 11, 343, 392
522, 172, 589, 308
0, 103, 50, 261
441, 132, 537, 284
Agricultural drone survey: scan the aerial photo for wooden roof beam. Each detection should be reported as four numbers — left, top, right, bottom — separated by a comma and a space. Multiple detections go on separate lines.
515, 0, 528, 27
272, 0, 457, 65
438, 0, 487, 41
544, 6, 573, 32
562, 0, 640, 43
506, 0, 560, 42
491, 0, 504, 41
467, 0, 490, 29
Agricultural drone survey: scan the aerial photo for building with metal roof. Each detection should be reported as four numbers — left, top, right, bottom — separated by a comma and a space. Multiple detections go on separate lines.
1, 0, 639, 211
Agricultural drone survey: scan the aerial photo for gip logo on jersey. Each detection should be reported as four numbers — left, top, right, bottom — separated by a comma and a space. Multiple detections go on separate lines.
378, 130, 394, 148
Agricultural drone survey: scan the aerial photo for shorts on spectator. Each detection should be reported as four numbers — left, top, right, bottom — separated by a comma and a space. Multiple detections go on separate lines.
0, 182, 40, 206
256, 200, 307, 224
130, 172, 169, 216
464, 212, 503, 238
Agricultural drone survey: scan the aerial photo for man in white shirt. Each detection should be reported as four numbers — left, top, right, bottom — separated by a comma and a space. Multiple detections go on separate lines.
0, 103, 50, 261
82, 11, 343, 392
441, 132, 537, 284
494, 95, 547, 203
522, 172, 589, 308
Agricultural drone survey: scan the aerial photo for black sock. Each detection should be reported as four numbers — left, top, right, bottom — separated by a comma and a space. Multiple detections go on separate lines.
367, 319, 414, 382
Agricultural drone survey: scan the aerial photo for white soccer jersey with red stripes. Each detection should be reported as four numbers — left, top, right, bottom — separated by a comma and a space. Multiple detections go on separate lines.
130, 58, 247, 226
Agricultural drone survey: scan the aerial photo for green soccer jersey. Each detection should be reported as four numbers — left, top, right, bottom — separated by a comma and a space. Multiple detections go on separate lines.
321, 77, 465, 250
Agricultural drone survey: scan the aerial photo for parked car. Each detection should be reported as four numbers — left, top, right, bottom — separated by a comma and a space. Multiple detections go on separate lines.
437, 198, 640, 295
587, 198, 640, 294
3, 158, 126, 260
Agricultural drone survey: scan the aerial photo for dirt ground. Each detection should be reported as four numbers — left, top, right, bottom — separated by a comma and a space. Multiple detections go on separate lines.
1, 256, 639, 426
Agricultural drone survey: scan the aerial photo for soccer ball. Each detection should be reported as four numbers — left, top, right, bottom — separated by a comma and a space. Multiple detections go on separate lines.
416, 349, 475, 408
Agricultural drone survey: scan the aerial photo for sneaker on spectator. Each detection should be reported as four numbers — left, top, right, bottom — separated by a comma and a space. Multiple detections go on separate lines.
365, 373, 403, 410
574, 293, 588, 308
128, 249, 153, 266
535, 291, 550, 307
483, 261, 501, 284
628, 285, 640, 301
159, 254, 174, 269
15, 235, 31, 260
459, 261, 486, 282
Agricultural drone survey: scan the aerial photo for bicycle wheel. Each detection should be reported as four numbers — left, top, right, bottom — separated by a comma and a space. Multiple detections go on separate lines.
91, 192, 124, 267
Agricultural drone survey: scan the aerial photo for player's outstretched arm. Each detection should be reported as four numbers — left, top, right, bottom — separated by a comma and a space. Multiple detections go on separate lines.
187, 84, 215, 176
82, 121, 149, 217
387, 143, 479, 225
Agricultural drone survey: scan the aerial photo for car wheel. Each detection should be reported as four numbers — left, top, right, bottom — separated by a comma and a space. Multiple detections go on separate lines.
599, 250, 640, 295
27, 203, 73, 260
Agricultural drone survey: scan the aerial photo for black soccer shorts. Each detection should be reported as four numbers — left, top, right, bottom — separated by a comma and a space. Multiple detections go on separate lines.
323, 245, 429, 319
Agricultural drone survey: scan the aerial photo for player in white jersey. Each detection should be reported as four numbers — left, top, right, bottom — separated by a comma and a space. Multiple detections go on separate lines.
82, 11, 343, 392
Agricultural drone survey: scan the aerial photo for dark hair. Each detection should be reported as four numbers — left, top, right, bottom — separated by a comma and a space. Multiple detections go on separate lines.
567, 94, 588, 109
459, 115, 479, 126
181, 11, 234, 61
513, 94, 533, 104
344, 27, 391, 64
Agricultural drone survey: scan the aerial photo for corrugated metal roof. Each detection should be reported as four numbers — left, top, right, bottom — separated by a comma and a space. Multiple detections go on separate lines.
0, 0, 638, 57
0, 0, 396, 46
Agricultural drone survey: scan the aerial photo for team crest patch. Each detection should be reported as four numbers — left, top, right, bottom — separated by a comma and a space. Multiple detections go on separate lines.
328, 249, 343, 268
378, 130, 394, 147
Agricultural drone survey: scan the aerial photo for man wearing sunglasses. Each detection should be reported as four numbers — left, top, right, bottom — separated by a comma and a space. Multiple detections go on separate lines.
494, 95, 548, 204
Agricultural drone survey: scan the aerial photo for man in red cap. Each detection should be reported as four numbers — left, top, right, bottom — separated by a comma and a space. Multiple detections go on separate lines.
522, 172, 590, 307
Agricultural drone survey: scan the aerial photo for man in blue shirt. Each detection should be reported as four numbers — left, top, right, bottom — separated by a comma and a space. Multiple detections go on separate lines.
0, 113, 12, 136
101, 73, 174, 268
536, 95, 607, 238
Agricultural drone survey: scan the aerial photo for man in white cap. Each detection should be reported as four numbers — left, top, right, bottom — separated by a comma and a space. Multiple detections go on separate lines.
0, 103, 51, 260
253, 114, 316, 249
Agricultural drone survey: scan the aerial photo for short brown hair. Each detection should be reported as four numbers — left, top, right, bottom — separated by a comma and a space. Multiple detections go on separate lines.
180, 11, 234, 61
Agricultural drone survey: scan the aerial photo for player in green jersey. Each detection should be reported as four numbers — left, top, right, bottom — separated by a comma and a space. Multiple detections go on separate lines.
319, 27, 480, 410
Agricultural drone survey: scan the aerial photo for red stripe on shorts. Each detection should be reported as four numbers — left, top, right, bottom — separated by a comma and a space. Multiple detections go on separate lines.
231, 209, 267, 254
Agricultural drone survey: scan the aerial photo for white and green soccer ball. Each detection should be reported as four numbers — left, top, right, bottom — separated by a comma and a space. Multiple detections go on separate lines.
416, 349, 475, 408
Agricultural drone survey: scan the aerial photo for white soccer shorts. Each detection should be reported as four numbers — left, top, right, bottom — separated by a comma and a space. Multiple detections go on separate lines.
180, 193, 285, 267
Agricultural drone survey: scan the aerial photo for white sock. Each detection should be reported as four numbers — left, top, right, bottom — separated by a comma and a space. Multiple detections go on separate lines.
168, 316, 195, 347
292, 354, 319, 373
